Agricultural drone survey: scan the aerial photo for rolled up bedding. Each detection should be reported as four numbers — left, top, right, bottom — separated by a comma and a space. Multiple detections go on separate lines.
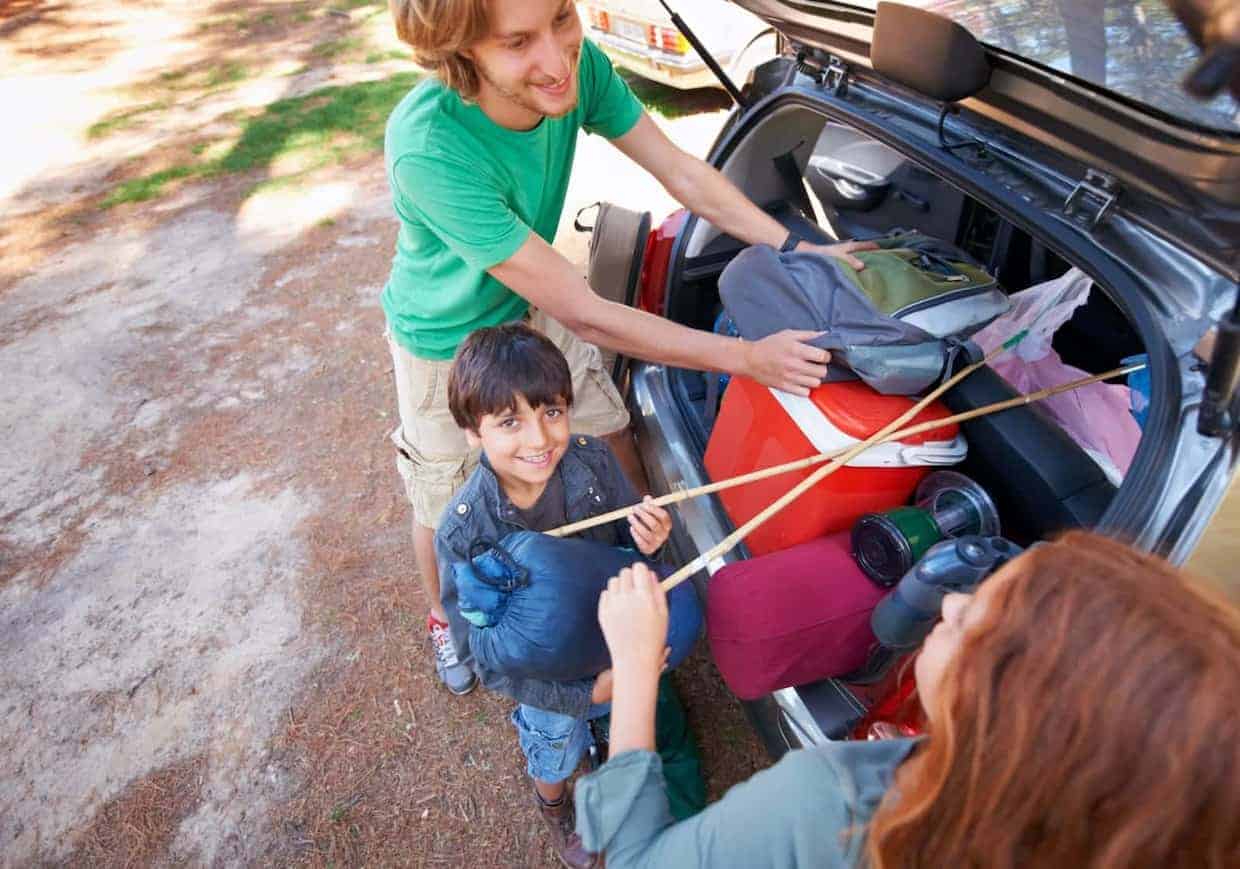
455, 531, 702, 682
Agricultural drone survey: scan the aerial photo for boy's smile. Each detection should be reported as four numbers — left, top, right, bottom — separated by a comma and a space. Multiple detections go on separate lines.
467, 394, 571, 508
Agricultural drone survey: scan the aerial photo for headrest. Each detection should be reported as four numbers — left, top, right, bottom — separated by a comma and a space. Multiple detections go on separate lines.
871, 2, 991, 102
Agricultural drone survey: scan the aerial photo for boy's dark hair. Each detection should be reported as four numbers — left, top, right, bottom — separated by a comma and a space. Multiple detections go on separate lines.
448, 323, 574, 431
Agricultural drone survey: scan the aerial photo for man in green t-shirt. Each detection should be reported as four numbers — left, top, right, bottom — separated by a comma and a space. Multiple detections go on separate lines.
384, 0, 873, 702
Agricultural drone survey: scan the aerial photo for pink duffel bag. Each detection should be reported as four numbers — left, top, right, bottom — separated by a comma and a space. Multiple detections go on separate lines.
706, 531, 885, 700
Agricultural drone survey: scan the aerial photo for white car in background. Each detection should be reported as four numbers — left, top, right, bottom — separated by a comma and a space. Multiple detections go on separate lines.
578, 0, 775, 92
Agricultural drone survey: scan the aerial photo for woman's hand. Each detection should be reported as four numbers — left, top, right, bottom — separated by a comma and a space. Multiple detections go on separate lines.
797, 238, 880, 269
629, 496, 672, 556
598, 563, 669, 675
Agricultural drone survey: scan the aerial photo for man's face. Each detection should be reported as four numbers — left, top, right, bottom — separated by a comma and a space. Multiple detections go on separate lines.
465, 394, 571, 505
468, 0, 584, 124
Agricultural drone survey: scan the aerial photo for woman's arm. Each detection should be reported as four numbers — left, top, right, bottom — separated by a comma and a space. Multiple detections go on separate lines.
582, 566, 856, 868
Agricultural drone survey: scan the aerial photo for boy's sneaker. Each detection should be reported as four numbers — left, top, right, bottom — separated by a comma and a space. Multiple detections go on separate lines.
428, 615, 476, 695
532, 787, 598, 869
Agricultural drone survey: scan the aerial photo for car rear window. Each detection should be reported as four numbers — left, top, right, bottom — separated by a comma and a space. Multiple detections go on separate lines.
842, 0, 1238, 133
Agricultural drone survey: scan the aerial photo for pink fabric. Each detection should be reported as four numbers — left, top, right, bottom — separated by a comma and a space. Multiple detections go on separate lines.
973, 268, 1141, 478
707, 532, 885, 700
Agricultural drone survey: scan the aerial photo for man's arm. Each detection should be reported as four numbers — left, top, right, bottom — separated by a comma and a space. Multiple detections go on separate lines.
610, 113, 875, 263
489, 235, 829, 396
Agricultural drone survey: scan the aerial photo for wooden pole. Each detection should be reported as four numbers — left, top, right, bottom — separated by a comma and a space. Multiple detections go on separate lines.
654, 361, 1143, 591
550, 344, 1007, 540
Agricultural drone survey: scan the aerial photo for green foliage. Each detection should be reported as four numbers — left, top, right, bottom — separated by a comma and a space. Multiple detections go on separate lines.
615, 70, 729, 119
312, 36, 363, 59
87, 101, 171, 139
204, 62, 250, 89
101, 73, 419, 208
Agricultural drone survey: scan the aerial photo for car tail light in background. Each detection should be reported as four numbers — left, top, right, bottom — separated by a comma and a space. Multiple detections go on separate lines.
661, 28, 690, 55
586, 6, 610, 32
644, 24, 690, 55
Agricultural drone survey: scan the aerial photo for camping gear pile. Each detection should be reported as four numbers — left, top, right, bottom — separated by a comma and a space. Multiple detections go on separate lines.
704, 471, 1012, 699
523, 232, 1150, 714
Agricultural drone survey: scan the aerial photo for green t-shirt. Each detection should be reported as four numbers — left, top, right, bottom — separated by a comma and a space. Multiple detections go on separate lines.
381, 39, 644, 360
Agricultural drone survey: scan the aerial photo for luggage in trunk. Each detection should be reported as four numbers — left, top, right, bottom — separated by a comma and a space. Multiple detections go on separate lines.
704, 377, 965, 556
707, 531, 885, 699
943, 365, 1117, 542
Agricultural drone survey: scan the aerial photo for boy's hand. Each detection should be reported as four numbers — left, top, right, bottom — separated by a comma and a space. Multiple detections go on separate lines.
591, 669, 614, 704
628, 495, 672, 556
598, 563, 668, 675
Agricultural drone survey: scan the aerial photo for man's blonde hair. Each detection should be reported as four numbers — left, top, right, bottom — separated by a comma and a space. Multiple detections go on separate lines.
389, 0, 490, 99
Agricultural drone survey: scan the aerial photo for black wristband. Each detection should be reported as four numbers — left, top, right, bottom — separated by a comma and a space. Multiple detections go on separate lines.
780, 231, 802, 253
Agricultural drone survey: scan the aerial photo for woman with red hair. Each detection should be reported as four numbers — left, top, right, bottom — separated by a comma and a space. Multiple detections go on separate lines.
576, 532, 1240, 868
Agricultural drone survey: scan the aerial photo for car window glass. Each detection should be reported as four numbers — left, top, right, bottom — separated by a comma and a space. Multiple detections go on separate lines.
834, 0, 1238, 132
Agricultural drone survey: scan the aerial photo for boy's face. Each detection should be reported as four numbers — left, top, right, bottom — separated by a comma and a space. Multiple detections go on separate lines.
466, 394, 571, 501
466, 0, 583, 123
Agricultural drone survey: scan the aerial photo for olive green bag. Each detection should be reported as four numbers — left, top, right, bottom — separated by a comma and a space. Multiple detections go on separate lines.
720, 231, 1010, 395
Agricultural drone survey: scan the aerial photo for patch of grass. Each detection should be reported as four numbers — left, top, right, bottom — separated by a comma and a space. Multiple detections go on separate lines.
331, 0, 385, 10
204, 61, 249, 89
101, 73, 419, 208
102, 165, 202, 207
87, 101, 171, 139
365, 49, 407, 64
313, 36, 363, 59
616, 69, 730, 119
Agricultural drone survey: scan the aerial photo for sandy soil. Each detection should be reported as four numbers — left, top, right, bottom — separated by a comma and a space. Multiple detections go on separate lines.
0, 2, 763, 866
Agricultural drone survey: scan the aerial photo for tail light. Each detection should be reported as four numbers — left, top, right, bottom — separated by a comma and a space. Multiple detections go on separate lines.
587, 7, 610, 32
659, 28, 689, 55
637, 210, 687, 317
644, 25, 689, 55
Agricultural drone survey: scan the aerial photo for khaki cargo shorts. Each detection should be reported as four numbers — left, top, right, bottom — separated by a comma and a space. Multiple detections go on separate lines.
387, 309, 631, 529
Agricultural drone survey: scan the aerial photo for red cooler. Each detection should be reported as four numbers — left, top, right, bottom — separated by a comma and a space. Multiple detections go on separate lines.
703, 377, 965, 556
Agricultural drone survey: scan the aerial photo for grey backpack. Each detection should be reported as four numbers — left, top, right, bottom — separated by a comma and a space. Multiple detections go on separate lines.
719, 233, 1009, 395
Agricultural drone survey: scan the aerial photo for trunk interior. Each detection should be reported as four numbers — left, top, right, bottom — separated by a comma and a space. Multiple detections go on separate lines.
665, 102, 1146, 552
653, 101, 1155, 741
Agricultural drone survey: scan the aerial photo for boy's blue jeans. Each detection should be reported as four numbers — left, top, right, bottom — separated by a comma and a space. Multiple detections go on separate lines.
512, 702, 610, 784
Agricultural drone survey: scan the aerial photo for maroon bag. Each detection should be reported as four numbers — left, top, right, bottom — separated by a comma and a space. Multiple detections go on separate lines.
707, 531, 885, 699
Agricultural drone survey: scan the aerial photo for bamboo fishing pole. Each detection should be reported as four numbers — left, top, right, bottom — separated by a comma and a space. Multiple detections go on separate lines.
654, 360, 1144, 591
549, 335, 1031, 540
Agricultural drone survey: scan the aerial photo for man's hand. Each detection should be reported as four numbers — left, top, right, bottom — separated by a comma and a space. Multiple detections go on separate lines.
628, 496, 672, 556
598, 563, 669, 675
741, 329, 830, 396
796, 239, 880, 269
591, 669, 614, 704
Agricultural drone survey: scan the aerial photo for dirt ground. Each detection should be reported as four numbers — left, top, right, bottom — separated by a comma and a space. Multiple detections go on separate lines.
0, 2, 759, 866
5, 2, 1238, 867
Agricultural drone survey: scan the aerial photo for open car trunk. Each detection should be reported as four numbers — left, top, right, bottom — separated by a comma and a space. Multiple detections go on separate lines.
666, 114, 1144, 546
627, 61, 1226, 753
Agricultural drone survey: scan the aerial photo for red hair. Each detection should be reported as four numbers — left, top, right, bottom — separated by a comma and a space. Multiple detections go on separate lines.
868, 531, 1240, 867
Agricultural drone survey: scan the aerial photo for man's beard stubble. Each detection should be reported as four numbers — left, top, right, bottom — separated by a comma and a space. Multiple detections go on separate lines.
475, 47, 581, 120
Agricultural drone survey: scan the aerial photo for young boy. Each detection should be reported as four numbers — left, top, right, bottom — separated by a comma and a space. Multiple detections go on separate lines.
434, 323, 671, 869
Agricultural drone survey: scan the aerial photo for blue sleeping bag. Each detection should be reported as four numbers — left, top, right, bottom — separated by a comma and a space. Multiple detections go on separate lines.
454, 531, 702, 682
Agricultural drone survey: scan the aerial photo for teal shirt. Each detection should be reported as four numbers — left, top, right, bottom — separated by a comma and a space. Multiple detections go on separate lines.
381, 39, 643, 360
575, 738, 918, 868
